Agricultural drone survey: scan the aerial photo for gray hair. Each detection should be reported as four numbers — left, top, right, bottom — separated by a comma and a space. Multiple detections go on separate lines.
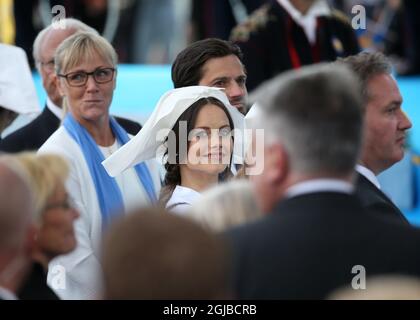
33, 18, 98, 71
54, 31, 117, 75
252, 63, 363, 176
336, 52, 392, 105
188, 180, 261, 232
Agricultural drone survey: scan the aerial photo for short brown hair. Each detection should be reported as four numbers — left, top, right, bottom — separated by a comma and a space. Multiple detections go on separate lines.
172, 38, 244, 88
336, 52, 392, 104
102, 207, 231, 299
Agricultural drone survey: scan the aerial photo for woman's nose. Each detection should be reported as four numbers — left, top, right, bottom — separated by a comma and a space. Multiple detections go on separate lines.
85, 75, 99, 91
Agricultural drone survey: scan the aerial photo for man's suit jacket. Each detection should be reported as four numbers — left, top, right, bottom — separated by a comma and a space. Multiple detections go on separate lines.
18, 262, 59, 300
355, 173, 409, 225
0, 107, 142, 153
227, 192, 420, 299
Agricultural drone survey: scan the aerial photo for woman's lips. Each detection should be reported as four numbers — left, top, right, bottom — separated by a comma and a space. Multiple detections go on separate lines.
203, 152, 229, 163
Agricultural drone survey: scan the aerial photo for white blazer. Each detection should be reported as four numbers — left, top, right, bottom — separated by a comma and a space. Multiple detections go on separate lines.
38, 126, 161, 299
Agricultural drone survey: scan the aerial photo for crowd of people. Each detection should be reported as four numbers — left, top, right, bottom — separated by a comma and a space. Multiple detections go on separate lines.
1, 0, 420, 301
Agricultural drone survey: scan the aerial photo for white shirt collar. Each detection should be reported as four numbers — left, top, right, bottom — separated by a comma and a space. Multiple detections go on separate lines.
98, 139, 120, 157
46, 97, 64, 120
0, 286, 18, 300
356, 164, 381, 189
284, 178, 354, 199
166, 185, 202, 212
277, 0, 331, 44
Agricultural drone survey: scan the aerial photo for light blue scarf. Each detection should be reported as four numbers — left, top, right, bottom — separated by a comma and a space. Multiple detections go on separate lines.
63, 113, 157, 227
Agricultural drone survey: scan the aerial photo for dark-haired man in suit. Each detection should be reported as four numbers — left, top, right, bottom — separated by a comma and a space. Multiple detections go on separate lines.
337, 52, 412, 225
171, 38, 248, 114
227, 63, 420, 299
0, 18, 141, 153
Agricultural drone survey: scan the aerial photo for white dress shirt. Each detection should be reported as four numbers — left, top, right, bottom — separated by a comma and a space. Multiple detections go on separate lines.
277, 0, 331, 44
46, 97, 64, 120
0, 286, 17, 300
284, 178, 354, 200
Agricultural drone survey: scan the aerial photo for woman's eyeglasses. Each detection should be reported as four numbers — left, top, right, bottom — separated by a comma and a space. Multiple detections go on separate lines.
58, 68, 115, 87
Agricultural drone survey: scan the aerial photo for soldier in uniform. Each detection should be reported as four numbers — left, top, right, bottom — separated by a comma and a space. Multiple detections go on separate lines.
230, 0, 360, 90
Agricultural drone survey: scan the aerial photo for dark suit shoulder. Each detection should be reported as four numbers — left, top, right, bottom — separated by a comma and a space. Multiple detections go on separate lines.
331, 9, 353, 26
18, 263, 59, 300
1, 111, 141, 153
114, 116, 142, 135
355, 173, 409, 225
0, 108, 59, 153
355, 174, 381, 206
328, 10, 360, 54
227, 192, 420, 299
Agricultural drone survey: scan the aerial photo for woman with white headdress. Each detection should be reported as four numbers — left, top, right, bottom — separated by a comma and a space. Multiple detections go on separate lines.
103, 86, 244, 213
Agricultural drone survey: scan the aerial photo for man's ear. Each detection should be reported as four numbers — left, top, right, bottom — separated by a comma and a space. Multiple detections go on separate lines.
55, 75, 65, 97
265, 143, 288, 185
24, 223, 39, 257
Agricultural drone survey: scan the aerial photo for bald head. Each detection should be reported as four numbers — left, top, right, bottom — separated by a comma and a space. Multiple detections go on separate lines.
102, 208, 231, 300
0, 160, 33, 250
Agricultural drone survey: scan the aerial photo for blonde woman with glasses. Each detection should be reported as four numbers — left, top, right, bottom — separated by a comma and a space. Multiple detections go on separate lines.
38, 32, 161, 299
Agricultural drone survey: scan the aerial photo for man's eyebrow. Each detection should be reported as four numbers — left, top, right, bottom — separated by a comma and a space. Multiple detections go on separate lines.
211, 76, 229, 82
388, 100, 403, 108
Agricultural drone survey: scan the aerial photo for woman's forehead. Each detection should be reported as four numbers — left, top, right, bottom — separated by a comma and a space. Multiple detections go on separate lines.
63, 49, 113, 72
194, 104, 231, 128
